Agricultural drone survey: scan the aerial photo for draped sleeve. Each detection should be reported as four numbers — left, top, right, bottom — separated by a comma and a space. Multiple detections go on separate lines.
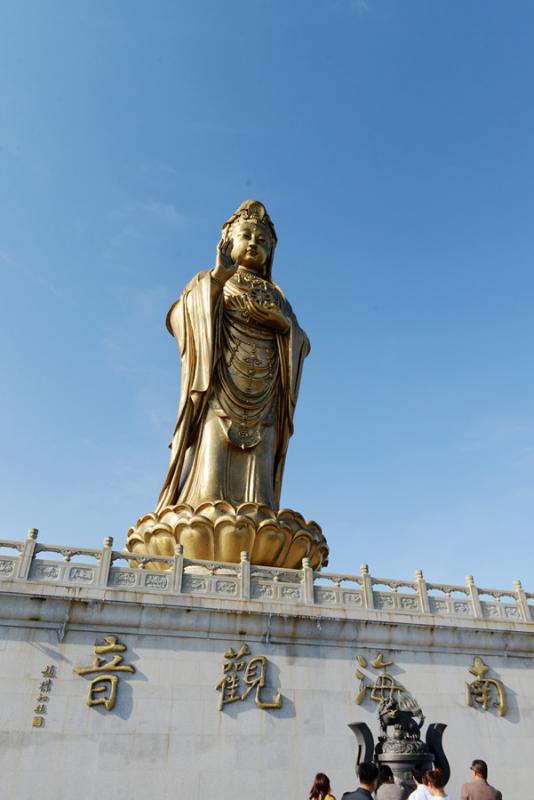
156, 270, 223, 511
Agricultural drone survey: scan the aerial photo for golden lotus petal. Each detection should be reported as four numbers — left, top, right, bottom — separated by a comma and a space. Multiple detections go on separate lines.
175, 516, 214, 560
159, 504, 194, 529
127, 512, 158, 540
214, 515, 255, 562
283, 533, 311, 569
251, 520, 288, 565
196, 500, 234, 522
145, 525, 176, 560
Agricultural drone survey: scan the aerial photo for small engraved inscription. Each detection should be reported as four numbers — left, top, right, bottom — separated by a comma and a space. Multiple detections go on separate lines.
145, 574, 168, 589
0, 560, 14, 576
400, 596, 419, 610
316, 589, 336, 603
185, 577, 207, 592
69, 567, 94, 582
110, 571, 137, 587
375, 594, 394, 609
215, 580, 238, 595
33, 564, 60, 580
280, 586, 301, 600
252, 583, 273, 599
344, 592, 363, 606
31, 665, 56, 729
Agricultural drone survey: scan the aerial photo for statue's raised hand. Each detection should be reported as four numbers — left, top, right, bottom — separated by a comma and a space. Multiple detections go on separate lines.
212, 238, 237, 284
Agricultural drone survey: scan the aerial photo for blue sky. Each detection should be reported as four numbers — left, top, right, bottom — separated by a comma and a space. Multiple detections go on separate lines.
1, 0, 534, 590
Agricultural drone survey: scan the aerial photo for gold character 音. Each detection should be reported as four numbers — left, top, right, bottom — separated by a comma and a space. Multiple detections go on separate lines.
73, 635, 135, 712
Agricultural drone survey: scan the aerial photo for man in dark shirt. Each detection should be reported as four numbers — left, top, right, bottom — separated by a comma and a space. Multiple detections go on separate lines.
342, 762, 379, 800
460, 759, 502, 800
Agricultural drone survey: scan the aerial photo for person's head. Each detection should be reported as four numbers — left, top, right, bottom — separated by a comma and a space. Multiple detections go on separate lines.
470, 759, 488, 781
425, 769, 445, 789
222, 200, 277, 279
411, 768, 428, 788
309, 773, 331, 799
358, 762, 379, 791
377, 765, 395, 788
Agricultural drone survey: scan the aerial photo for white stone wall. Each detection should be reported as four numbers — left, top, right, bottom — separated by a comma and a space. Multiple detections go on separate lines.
0, 610, 532, 800
0, 533, 532, 799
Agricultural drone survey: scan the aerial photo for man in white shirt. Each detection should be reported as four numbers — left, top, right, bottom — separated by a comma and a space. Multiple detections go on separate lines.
408, 769, 431, 800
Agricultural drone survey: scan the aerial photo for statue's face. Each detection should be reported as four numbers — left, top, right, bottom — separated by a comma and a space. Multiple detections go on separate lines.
229, 221, 272, 273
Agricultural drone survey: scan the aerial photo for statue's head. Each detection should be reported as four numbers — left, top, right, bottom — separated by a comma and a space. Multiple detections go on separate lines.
222, 200, 277, 280
380, 697, 398, 715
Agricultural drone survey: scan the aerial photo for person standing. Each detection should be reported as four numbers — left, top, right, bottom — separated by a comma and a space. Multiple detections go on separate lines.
309, 773, 336, 800
425, 769, 451, 800
408, 769, 431, 800
376, 765, 410, 800
341, 762, 379, 800
460, 760, 502, 800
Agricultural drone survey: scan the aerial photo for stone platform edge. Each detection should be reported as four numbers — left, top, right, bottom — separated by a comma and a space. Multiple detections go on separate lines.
0, 530, 533, 656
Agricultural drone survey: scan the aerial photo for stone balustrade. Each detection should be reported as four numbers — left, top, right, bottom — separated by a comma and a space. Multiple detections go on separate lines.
0, 529, 531, 625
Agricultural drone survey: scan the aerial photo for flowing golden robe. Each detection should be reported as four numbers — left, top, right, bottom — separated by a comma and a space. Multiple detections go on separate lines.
156, 268, 310, 513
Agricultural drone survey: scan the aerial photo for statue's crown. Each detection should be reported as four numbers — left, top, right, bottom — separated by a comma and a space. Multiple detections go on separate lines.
223, 199, 277, 244
242, 201, 266, 224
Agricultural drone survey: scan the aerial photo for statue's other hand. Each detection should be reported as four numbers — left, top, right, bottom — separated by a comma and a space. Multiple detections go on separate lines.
246, 298, 291, 333
212, 238, 237, 284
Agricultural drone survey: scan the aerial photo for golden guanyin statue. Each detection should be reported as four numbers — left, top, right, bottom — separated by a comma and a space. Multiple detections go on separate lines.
126, 201, 328, 569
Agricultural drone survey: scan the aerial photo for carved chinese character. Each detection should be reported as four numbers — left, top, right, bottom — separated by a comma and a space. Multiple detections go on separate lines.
218, 671, 242, 707
95, 635, 126, 655
355, 652, 405, 705
86, 675, 119, 711
31, 665, 56, 728
216, 643, 282, 711
465, 656, 507, 717
242, 656, 282, 709
74, 635, 134, 676
74, 635, 135, 712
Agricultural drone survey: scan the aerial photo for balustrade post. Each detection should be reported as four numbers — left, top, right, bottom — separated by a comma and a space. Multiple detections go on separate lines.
173, 544, 184, 593
466, 575, 483, 618
97, 537, 114, 587
415, 569, 430, 614
360, 563, 374, 609
301, 557, 315, 604
240, 551, 251, 600
513, 579, 532, 622
17, 528, 38, 580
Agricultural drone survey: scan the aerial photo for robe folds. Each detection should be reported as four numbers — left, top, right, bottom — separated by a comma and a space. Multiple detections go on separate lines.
156, 268, 310, 513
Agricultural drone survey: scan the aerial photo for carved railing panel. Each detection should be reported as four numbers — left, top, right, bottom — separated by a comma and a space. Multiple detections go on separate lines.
0, 556, 18, 578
